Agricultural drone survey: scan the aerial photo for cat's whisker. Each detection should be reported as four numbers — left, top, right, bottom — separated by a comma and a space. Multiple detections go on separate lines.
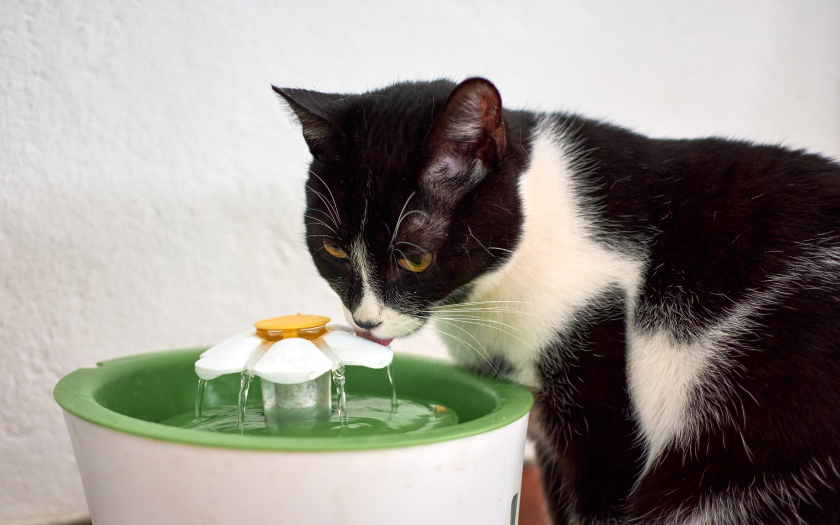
431, 315, 524, 332
432, 305, 533, 314
305, 188, 341, 228
424, 323, 501, 377
389, 192, 416, 247
468, 227, 494, 257
305, 170, 340, 216
307, 190, 339, 228
431, 306, 547, 320
304, 177, 341, 228
432, 317, 538, 352
431, 300, 545, 314
307, 208, 339, 225
309, 171, 341, 226
433, 317, 525, 336
433, 319, 496, 365
389, 193, 430, 249
392, 248, 423, 282
395, 241, 429, 253
394, 322, 450, 358
396, 209, 427, 224
488, 246, 515, 254
304, 218, 338, 235
432, 299, 534, 307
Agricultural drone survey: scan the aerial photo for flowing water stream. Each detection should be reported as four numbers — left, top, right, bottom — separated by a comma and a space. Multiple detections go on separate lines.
386, 364, 398, 413
195, 379, 207, 418
333, 364, 347, 424
237, 372, 254, 431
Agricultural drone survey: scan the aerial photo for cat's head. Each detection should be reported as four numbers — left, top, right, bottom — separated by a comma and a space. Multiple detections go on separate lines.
273, 78, 528, 344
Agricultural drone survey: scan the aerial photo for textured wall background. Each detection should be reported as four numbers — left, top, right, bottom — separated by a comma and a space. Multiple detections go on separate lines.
1, 1, 839, 522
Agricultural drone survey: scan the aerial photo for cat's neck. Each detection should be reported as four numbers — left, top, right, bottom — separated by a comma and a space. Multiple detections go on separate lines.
434, 121, 645, 386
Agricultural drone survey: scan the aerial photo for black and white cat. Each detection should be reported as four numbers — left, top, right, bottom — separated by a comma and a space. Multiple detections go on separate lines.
274, 78, 840, 524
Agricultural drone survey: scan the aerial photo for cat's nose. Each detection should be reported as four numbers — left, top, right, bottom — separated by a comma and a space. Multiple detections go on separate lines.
354, 319, 381, 330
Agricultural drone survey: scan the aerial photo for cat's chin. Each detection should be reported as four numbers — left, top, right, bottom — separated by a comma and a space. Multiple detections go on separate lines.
353, 328, 393, 347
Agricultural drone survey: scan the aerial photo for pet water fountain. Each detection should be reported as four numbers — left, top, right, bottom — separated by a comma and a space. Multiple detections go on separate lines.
54, 313, 533, 525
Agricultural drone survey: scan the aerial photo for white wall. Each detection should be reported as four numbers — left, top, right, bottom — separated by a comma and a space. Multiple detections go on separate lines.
1, 1, 838, 522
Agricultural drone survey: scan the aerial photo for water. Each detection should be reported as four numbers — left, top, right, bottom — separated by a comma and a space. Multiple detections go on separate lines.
333, 364, 347, 424
386, 364, 398, 412
171, 361, 453, 438
237, 372, 253, 430
159, 393, 458, 438
195, 379, 207, 418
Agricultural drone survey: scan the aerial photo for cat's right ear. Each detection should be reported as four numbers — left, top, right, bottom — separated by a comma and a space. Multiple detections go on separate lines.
272, 86, 346, 161
420, 78, 506, 205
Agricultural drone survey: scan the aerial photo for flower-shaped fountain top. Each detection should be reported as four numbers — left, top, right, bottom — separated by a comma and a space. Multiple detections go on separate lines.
195, 313, 393, 384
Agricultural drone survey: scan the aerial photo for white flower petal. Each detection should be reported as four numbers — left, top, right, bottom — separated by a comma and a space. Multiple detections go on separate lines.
194, 335, 266, 380
311, 336, 341, 370
317, 331, 393, 369
200, 328, 257, 358
252, 338, 333, 385
325, 323, 354, 334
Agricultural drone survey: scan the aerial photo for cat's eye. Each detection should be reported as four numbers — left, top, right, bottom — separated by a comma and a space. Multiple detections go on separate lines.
323, 243, 348, 259
398, 252, 433, 273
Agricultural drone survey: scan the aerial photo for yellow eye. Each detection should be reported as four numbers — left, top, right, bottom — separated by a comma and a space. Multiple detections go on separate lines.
398, 252, 433, 273
323, 243, 348, 259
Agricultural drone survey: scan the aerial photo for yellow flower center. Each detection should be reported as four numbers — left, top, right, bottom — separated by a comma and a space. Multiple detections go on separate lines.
253, 313, 331, 341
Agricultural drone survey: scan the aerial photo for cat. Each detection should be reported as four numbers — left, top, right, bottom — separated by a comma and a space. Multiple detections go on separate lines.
273, 77, 840, 524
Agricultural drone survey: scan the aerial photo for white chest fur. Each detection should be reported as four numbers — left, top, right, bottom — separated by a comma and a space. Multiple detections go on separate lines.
433, 123, 643, 388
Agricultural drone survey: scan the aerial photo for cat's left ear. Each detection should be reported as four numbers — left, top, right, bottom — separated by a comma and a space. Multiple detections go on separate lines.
420, 78, 506, 203
272, 86, 347, 161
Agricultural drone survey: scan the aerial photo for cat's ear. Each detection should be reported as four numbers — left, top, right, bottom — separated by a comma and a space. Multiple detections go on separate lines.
420, 78, 506, 204
272, 86, 347, 160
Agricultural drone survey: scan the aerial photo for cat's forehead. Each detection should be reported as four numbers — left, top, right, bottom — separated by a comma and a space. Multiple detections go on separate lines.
303, 81, 464, 247
339, 82, 455, 170
314, 84, 454, 205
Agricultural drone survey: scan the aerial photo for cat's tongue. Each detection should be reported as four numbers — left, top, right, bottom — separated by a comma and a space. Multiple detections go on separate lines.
354, 329, 393, 347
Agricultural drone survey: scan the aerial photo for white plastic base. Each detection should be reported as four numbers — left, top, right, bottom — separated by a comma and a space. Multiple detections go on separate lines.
63, 412, 528, 525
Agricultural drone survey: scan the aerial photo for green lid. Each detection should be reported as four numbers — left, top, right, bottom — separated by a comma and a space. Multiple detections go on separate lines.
54, 349, 533, 452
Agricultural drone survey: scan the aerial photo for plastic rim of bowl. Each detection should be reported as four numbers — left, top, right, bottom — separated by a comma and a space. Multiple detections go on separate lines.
54, 349, 534, 452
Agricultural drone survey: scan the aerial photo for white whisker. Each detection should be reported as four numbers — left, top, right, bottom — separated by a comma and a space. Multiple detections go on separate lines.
304, 218, 338, 234
425, 324, 500, 376
468, 227, 494, 257
432, 315, 524, 332
308, 208, 339, 225
433, 317, 537, 352
310, 172, 341, 226
305, 186, 340, 228
389, 192, 417, 249
433, 300, 534, 307
395, 240, 429, 253
488, 246, 515, 254
431, 306, 547, 320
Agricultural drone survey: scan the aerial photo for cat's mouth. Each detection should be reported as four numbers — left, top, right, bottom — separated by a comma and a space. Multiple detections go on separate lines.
353, 328, 393, 347
342, 306, 424, 346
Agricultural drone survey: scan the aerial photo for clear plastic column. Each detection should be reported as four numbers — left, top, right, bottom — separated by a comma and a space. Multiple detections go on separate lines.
261, 372, 332, 423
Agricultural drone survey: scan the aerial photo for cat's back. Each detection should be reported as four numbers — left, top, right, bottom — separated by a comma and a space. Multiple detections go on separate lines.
547, 114, 840, 241
539, 115, 840, 326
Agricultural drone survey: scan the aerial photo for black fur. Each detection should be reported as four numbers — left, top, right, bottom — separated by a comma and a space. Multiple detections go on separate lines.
536, 286, 642, 522
274, 78, 840, 524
